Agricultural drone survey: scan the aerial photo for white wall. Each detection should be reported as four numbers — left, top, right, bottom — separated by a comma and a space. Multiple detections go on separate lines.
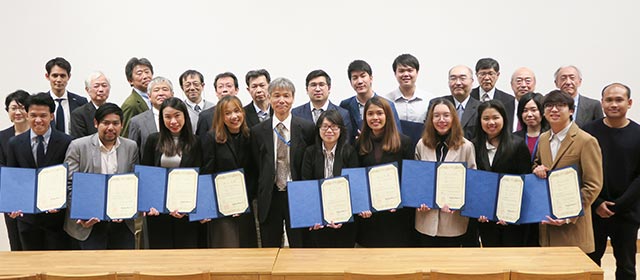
0, 0, 639, 250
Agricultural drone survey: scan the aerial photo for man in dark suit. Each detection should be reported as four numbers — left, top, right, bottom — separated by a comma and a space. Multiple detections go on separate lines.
509, 67, 540, 132
179, 70, 215, 132
433, 65, 480, 141
250, 77, 315, 248
45, 57, 88, 135
121, 57, 154, 137
69, 71, 111, 138
553, 65, 603, 127
195, 72, 240, 136
339, 60, 403, 140
292, 70, 353, 140
469, 58, 515, 131
6, 92, 73, 250
244, 69, 273, 128
128, 77, 174, 159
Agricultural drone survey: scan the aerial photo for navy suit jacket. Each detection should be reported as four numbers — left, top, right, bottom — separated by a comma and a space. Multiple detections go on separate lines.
0, 126, 15, 166
339, 94, 403, 140
195, 106, 215, 137
250, 116, 315, 223
470, 87, 516, 132
291, 101, 353, 141
69, 102, 97, 138
431, 95, 480, 140
51, 91, 88, 132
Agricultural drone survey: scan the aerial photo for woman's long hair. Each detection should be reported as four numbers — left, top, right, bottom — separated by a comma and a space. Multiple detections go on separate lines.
157, 98, 196, 156
357, 97, 401, 155
516, 92, 549, 133
421, 98, 464, 150
213, 95, 250, 144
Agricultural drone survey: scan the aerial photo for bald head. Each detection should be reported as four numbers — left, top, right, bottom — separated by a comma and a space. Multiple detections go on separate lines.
510, 67, 536, 100
448, 65, 474, 102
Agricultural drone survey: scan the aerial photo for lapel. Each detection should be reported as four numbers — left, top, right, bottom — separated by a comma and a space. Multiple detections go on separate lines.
143, 111, 157, 136
90, 134, 102, 172
245, 102, 260, 126
551, 123, 578, 169
301, 103, 313, 122
349, 97, 363, 129
115, 137, 131, 173
461, 97, 478, 127
263, 119, 275, 172
444, 143, 461, 162
131, 89, 149, 111
577, 95, 587, 125
332, 146, 344, 177
538, 130, 553, 167
43, 130, 61, 165
19, 132, 37, 167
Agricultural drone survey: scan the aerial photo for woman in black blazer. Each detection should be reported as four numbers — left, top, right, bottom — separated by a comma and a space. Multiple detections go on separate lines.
0, 90, 30, 251
472, 100, 533, 247
301, 110, 359, 248
141, 98, 202, 249
513, 92, 549, 163
354, 97, 416, 247
201, 96, 257, 248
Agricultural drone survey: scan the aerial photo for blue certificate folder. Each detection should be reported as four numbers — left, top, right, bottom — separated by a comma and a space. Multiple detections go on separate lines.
340, 162, 401, 214
519, 166, 584, 223
134, 165, 199, 214
70, 172, 139, 221
0, 164, 68, 214
400, 160, 436, 208
460, 169, 501, 222
189, 169, 251, 222
288, 176, 355, 229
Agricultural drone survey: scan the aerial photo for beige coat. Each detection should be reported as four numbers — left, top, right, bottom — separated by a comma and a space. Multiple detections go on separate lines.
414, 138, 477, 237
534, 122, 602, 253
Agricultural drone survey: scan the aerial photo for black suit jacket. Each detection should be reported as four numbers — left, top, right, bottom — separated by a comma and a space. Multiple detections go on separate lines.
470, 87, 516, 132
201, 129, 257, 200
301, 142, 359, 180
474, 136, 531, 175
250, 116, 315, 223
141, 132, 202, 168
69, 102, 97, 138
50, 91, 88, 132
356, 134, 415, 170
244, 102, 273, 129
195, 106, 216, 137
291, 102, 354, 142
0, 126, 15, 166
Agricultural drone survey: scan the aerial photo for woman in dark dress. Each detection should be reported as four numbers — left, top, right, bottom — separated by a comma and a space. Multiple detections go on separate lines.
141, 97, 202, 249
354, 97, 415, 247
301, 110, 359, 248
473, 100, 533, 247
201, 95, 258, 248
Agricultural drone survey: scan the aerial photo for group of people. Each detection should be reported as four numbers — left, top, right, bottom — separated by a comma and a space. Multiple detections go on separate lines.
0, 55, 638, 279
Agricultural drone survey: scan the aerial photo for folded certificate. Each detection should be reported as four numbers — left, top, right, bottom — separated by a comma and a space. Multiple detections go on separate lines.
0, 164, 68, 214
519, 174, 551, 224
341, 168, 370, 214
189, 170, 251, 222
134, 165, 199, 214
288, 176, 354, 229
461, 169, 500, 221
341, 162, 401, 213
520, 166, 583, 223
70, 172, 139, 221
400, 160, 436, 208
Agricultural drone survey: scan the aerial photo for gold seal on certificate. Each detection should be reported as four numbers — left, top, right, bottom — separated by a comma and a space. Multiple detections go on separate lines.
106, 174, 139, 220
320, 177, 352, 224
368, 164, 401, 211
166, 169, 198, 213
496, 175, 524, 223
214, 170, 249, 216
548, 167, 582, 219
435, 163, 466, 209
36, 165, 67, 211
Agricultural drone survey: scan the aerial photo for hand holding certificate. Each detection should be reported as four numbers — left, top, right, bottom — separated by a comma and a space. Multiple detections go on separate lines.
548, 167, 582, 219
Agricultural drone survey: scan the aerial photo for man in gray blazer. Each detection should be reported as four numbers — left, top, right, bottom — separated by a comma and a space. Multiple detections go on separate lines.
554, 65, 603, 127
128, 77, 174, 159
64, 103, 138, 249
179, 70, 215, 132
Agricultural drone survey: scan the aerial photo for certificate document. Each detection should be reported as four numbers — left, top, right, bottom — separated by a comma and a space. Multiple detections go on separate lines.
435, 163, 466, 209
496, 175, 524, 223
548, 167, 582, 218
36, 165, 67, 211
106, 174, 138, 220
320, 177, 352, 224
368, 164, 401, 211
166, 169, 198, 213
214, 170, 249, 216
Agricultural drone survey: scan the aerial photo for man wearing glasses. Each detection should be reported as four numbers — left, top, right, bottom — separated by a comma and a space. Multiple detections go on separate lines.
553, 65, 603, 127
509, 67, 541, 132
470, 58, 515, 131
179, 70, 215, 132
434, 65, 479, 140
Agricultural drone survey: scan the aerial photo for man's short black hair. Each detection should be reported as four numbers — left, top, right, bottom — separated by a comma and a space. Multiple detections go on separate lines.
392, 54, 420, 72
347, 60, 372, 78
125, 57, 154, 82
214, 72, 239, 89
475, 57, 500, 72
305, 70, 332, 87
45, 57, 71, 75
25, 92, 55, 113
179, 70, 204, 89
94, 103, 123, 123
245, 69, 271, 86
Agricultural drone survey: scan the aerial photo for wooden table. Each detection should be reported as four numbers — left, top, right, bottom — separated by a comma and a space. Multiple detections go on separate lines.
271, 247, 604, 280
0, 248, 278, 280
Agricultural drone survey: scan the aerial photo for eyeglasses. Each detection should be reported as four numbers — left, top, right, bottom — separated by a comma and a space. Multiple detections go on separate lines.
544, 103, 568, 110
320, 124, 340, 132
448, 76, 469, 82
308, 82, 328, 89
8, 106, 25, 112
514, 78, 533, 85
477, 71, 497, 77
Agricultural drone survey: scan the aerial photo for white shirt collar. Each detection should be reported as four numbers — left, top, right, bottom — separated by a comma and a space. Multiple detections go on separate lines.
550, 122, 571, 142
254, 102, 270, 114
391, 87, 425, 102
99, 136, 121, 153
31, 127, 52, 143
322, 142, 337, 155
49, 90, 69, 100
479, 87, 496, 100
184, 98, 205, 109
453, 95, 471, 109
272, 113, 292, 131
310, 101, 330, 111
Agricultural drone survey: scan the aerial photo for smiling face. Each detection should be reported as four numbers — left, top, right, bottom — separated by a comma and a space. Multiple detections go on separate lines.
162, 106, 185, 136
544, 102, 573, 131
7, 100, 27, 125
306, 76, 330, 105
95, 113, 122, 145
432, 104, 452, 135
270, 87, 294, 120
554, 67, 582, 97
319, 119, 340, 147
511, 68, 536, 100
27, 105, 53, 136
149, 82, 174, 109
181, 74, 204, 104
395, 65, 418, 90
222, 102, 245, 134
601, 85, 632, 120
481, 107, 504, 140
448, 66, 474, 102
350, 70, 373, 97
366, 104, 386, 135
129, 65, 153, 92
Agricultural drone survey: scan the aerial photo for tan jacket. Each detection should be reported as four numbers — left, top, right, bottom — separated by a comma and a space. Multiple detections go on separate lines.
414, 138, 477, 237
534, 122, 602, 253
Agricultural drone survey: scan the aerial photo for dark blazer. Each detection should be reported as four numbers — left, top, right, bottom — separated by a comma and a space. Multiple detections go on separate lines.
0, 126, 15, 166
195, 106, 215, 137
575, 95, 604, 127
339, 94, 403, 140
471, 87, 516, 131
356, 134, 415, 172
50, 91, 88, 133
301, 143, 359, 180
292, 102, 354, 141
69, 102, 97, 138
250, 116, 315, 223
474, 136, 531, 175
244, 102, 273, 128
141, 133, 202, 168
121, 89, 149, 138
435, 95, 480, 140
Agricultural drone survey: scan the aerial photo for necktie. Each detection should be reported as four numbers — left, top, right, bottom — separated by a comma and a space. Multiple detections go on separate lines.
275, 123, 290, 191
36, 135, 45, 167
312, 109, 323, 124
258, 111, 269, 122
481, 93, 490, 102
55, 98, 65, 132
324, 150, 334, 179
194, 104, 201, 113
456, 104, 464, 120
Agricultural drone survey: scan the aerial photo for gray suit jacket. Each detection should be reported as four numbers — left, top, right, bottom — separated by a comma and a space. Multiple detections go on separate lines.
575, 95, 603, 127
185, 99, 215, 132
128, 110, 157, 159
63, 134, 139, 241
